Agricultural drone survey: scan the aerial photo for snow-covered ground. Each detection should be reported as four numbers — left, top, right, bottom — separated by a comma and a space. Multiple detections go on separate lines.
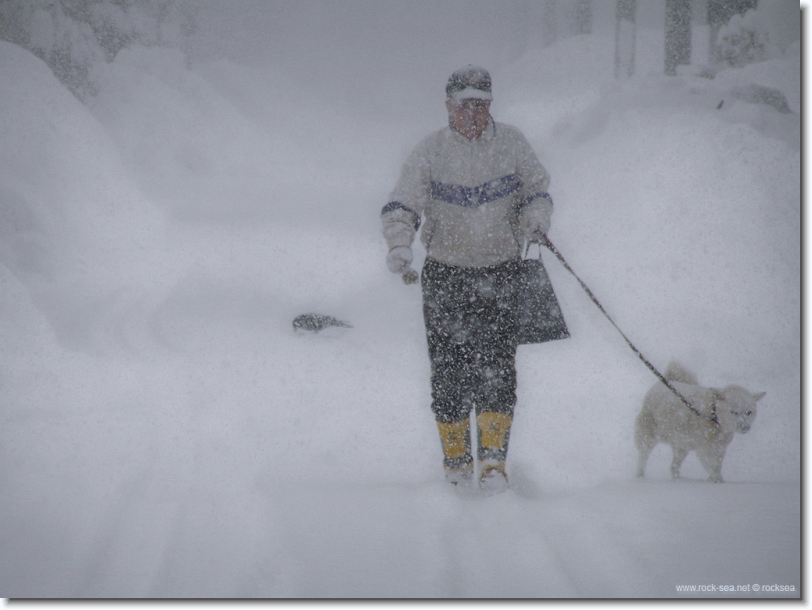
0, 2, 801, 599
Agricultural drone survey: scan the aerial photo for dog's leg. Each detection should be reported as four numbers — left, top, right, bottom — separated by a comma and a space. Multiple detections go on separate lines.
635, 438, 655, 478
634, 410, 657, 478
670, 446, 688, 479
697, 444, 726, 483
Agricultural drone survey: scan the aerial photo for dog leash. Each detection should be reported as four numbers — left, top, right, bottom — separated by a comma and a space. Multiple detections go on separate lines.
537, 234, 719, 425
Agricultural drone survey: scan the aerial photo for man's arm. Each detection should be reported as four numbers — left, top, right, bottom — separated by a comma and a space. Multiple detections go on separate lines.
381, 138, 431, 247
514, 131, 553, 242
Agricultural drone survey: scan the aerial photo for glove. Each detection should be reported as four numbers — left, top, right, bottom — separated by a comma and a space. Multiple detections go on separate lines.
386, 246, 413, 274
526, 214, 551, 242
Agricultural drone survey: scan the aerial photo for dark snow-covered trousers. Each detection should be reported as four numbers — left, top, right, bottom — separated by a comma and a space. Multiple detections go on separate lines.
421, 257, 519, 427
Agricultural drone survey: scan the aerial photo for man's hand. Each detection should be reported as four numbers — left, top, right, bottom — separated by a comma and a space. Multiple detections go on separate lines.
386, 246, 413, 274
526, 215, 550, 242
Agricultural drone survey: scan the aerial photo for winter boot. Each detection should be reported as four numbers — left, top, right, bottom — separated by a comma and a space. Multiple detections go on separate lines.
437, 418, 473, 486
479, 460, 509, 494
476, 412, 512, 493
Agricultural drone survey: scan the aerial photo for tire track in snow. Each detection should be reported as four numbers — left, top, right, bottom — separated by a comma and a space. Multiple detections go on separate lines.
438, 492, 581, 597
529, 487, 659, 596
72, 452, 182, 597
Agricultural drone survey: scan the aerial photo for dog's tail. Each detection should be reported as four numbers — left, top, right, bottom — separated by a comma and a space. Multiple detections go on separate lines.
664, 361, 698, 385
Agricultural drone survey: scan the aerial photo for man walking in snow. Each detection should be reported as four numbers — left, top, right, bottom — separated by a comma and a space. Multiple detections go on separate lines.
381, 65, 553, 493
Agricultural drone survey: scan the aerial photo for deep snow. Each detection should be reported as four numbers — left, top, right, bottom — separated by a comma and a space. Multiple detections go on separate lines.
0, 2, 801, 599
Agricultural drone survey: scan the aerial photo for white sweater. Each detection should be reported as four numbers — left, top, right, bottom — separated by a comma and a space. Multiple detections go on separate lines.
381, 119, 552, 268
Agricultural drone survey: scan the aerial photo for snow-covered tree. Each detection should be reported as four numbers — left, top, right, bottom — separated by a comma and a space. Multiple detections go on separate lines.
707, 0, 759, 64
716, 9, 769, 67
0, 0, 198, 101
573, 0, 593, 35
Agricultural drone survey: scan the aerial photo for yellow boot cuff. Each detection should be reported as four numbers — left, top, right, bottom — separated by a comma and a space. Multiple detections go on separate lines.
477, 412, 513, 450
437, 419, 470, 460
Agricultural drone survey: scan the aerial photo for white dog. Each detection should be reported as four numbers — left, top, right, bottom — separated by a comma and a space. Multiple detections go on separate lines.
635, 362, 764, 483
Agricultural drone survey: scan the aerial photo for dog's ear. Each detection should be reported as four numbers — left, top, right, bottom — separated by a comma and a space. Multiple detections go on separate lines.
708, 388, 724, 404
753, 391, 766, 402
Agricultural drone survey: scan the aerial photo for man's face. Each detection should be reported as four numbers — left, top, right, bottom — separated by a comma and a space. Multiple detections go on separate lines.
446, 98, 491, 140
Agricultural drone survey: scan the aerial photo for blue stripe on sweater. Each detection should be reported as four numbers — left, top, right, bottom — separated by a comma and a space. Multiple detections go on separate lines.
430, 174, 522, 208
518, 191, 553, 209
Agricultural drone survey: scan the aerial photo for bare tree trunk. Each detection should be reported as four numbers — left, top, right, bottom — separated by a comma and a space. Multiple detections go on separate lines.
665, 0, 692, 75
574, 0, 593, 35
615, 0, 636, 79
542, 0, 557, 47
